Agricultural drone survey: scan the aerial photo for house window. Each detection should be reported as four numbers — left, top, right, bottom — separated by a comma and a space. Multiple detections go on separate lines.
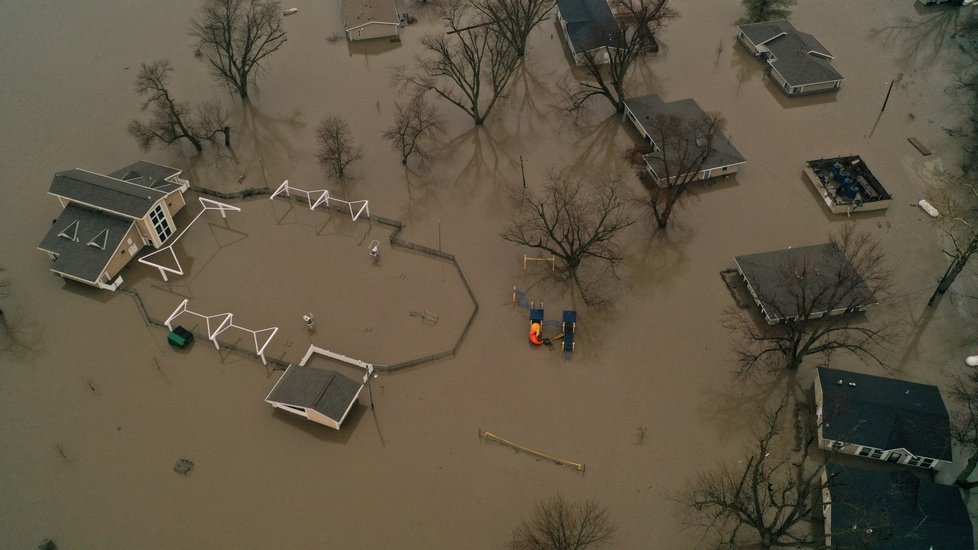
857, 447, 873, 457
920, 458, 935, 468
907, 456, 923, 467
831, 441, 845, 450
150, 204, 173, 242
869, 449, 883, 459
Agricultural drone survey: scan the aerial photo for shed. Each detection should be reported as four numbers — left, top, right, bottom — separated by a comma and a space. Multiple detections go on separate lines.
734, 243, 877, 324
814, 367, 952, 470
265, 364, 364, 429
342, 0, 400, 42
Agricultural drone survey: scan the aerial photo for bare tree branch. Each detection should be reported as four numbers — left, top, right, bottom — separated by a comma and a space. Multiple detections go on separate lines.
509, 494, 616, 550
316, 115, 362, 179
382, 95, 447, 165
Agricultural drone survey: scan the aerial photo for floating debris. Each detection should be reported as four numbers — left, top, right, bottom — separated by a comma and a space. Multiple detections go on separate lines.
38, 539, 57, 550
174, 458, 194, 475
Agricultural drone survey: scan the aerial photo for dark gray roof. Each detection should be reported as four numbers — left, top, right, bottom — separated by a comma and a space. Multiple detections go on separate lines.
557, 0, 619, 54
734, 242, 877, 323
624, 95, 746, 176
738, 19, 843, 86
818, 368, 952, 460
825, 464, 972, 549
37, 203, 133, 283
108, 161, 182, 193
50, 169, 167, 219
265, 365, 362, 422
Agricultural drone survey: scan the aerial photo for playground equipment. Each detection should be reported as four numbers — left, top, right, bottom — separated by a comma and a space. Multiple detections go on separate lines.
368, 240, 380, 259
523, 254, 556, 272
512, 287, 577, 356
303, 313, 316, 332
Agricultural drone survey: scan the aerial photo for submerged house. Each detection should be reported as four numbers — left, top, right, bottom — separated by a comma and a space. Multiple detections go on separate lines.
814, 367, 953, 471
734, 243, 878, 325
556, 0, 620, 65
736, 19, 843, 96
804, 156, 893, 214
624, 95, 746, 185
37, 161, 189, 290
265, 364, 364, 429
821, 464, 972, 548
341, 0, 400, 42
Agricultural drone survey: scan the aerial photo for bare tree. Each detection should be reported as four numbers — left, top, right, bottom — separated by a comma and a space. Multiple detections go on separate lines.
190, 0, 288, 99
500, 171, 634, 300
741, 0, 797, 23
950, 365, 978, 489
560, 0, 677, 114
927, 176, 978, 306
316, 115, 362, 179
638, 109, 726, 228
383, 95, 447, 165
509, 494, 616, 550
723, 224, 893, 377
678, 399, 822, 548
471, 0, 556, 57
393, 3, 519, 125
128, 59, 230, 153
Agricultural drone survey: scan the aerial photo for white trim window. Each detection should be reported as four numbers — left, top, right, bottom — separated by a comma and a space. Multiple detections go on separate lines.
150, 204, 173, 242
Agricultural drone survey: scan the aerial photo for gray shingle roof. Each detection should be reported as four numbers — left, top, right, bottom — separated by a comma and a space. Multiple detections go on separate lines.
734, 242, 877, 323
624, 95, 746, 177
108, 161, 182, 193
341, 0, 399, 29
265, 365, 363, 422
557, 0, 619, 54
37, 203, 134, 283
50, 169, 166, 219
738, 19, 843, 87
818, 367, 952, 461
825, 464, 972, 549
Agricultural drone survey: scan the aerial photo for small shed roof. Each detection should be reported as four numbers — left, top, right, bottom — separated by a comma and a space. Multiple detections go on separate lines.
738, 19, 843, 87
734, 242, 876, 323
825, 464, 972, 548
265, 365, 363, 424
817, 367, 952, 460
624, 95, 746, 176
50, 169, 167, 219
557, 0, 620, 54
108, 161, 182, 193
37, 203, 134, 283
341, 0, 399, 29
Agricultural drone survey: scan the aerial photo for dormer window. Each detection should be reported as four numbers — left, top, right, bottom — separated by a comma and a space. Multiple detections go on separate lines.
87, 228, 108, 250
58, 220, 79, 242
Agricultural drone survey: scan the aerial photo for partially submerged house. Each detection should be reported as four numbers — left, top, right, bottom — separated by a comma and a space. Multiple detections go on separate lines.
556, 0, 620, 65
264, 364, 364, 429
341, 0, 400, 42
734, 243, 878, 324
736, 19, 843, 96
814, 367, 953, 471
37, 161, 189, 290
624, 95, 746, 185
821, 464, 972, 548
804, 156, 893, 214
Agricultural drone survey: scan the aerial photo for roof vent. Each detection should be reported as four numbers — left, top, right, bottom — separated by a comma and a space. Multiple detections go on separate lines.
848, 382, 856, 387
837, 379, 843, 385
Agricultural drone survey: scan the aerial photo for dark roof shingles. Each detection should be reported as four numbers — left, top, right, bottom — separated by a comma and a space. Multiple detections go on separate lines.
266, 365, 362, 421
49, 169, 165, 218
37, 203, 133, 283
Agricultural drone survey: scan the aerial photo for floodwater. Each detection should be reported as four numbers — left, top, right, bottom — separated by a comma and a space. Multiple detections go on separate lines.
1, 0, 976, 547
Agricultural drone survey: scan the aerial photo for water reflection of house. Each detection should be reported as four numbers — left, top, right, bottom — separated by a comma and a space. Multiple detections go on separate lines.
341, 0, 401, 42
814, 367, 953, 471
623, 95, 746, 185
556, 0, 620, 65
736, 19, 843, 96
37, 161, 189, 290
821, 463, 972, 549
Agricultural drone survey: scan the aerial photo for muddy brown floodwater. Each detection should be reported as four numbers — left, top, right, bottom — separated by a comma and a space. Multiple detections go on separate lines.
2, 0, 977, 548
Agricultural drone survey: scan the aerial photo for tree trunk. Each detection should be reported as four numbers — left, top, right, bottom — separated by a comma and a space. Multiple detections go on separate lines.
223, 126, 231, 147
929, 233, 978, 306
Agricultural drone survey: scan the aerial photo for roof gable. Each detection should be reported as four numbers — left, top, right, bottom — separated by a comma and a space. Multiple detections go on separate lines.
37, 203, 134, 283
265, 365, 363, 421
107, 160, 182, 193
738, 19, 843, 86
818, 367, 952, 460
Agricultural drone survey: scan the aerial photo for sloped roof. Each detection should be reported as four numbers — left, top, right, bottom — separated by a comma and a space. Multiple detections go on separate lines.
817, 367, 952, 460
738, 19, 843, 87
49, 169, 166, 219
341, 0, 399, 29
557, 0, 619, 54
265, 365, 363, 423
624, 95, 746, 177
825, 464, 972, 548
37, 203, 134, 283
108, 161, 182, 193
734, 242, 877, 323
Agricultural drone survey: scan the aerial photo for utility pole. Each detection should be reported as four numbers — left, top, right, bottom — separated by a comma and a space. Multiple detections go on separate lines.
520, 155, 527, 188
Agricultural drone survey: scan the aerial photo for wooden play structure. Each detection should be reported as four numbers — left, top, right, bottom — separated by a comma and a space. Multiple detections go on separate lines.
513, 287, 577, 357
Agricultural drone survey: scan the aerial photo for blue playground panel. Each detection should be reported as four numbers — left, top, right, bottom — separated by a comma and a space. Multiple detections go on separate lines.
530, 309, 544, 323
561, 310, 576, 352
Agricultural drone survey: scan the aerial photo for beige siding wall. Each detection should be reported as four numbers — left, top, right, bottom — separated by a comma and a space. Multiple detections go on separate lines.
103, 224, 144, 280
799, 80, 840, 94
165, 190, 186, 215
347, 22, 398, 42
305, 409, 340, 430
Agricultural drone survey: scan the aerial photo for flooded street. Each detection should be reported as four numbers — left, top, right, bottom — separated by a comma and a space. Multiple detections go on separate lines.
2, 0, 977, 547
